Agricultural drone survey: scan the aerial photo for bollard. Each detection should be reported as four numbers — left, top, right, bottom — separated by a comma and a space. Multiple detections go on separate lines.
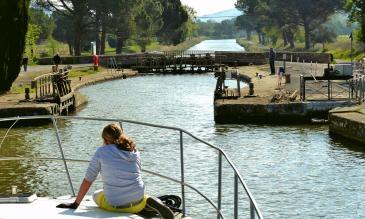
249, 82, 254, 96
11, 186, 17, 195
285, 74, 291, 84
52, 65, 57, 72
25, 88, 30, 100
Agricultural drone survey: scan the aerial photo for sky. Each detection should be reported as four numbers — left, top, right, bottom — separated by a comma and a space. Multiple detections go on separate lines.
180, 0, 236, 16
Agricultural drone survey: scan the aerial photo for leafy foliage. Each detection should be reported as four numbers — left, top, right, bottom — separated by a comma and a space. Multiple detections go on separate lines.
29, 7, 55, 41
25, 24, 41, 60
235, 0, 345, 49
346, 0, 365, 44
0, 0, 30, 93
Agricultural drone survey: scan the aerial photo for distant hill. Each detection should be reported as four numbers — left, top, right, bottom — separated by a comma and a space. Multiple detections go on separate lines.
198, 8, 242, 23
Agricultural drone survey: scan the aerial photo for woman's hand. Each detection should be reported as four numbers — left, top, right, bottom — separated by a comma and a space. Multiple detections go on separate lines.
56, 201, 79, 209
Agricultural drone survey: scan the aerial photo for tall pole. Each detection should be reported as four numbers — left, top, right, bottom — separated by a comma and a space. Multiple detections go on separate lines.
350, 31, 353, 70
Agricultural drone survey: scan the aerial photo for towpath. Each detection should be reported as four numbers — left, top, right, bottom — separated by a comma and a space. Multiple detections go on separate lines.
0, 66, 137, 109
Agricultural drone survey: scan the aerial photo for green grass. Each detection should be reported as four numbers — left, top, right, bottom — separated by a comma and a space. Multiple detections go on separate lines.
237, 35, 365, 61
33, 37, 207, 59
10, 85, 35, 94
68, 67, 101, 78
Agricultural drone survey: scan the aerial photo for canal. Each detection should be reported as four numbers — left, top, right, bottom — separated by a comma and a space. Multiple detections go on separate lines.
1, 39, 365, 219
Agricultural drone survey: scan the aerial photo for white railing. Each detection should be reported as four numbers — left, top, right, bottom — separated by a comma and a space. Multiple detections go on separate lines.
0, 116, 263, 219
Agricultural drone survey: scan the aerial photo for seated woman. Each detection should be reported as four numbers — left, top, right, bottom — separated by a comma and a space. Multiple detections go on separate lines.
57, 123, 174, 219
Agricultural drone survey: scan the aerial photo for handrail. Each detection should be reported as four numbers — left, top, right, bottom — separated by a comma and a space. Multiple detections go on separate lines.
0, 115, 263, 219
31, 69, 71, 100
0, 156, 225, 219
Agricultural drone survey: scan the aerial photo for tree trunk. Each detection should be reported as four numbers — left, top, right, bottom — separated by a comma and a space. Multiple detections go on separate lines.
282, 30, 288, 47
74, 31, 82, 56
116, 37, 124, 54
68, 42, 74, 56
95, 10, 101, 55
361, 10, 365, 45
247, 30, 252, 41
262, 34, 266, 45
141, 44, 147, 53
0, 0, 29, 93
73, 14, 83, 56
258, 33, 262, 44
303, 19, 311, 50
288, 32, 295, 49
100, 19, 107, 55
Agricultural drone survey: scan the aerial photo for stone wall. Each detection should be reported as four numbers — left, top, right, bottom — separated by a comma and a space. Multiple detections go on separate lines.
214, 101, 351, 124
215, 52, 267, 66
214, 51, 332, 66
329, 109, 365, 143
38, 53, 164, 67
274, 52, 332, 64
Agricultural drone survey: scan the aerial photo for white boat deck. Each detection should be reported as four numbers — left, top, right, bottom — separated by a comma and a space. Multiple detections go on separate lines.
0, 195, 159, 219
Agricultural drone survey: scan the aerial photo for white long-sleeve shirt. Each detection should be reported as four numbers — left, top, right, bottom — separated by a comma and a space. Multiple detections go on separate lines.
85, 144, 145, 206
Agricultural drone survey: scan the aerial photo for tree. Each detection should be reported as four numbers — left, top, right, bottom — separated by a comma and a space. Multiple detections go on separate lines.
0, 0, 30, 93
36, 0, 90, 56
235, 15, 256, 40
52, 11, 74, 55
235, 0, 344, 49
25, 24, 41, 60
346, 0, 365, 45
284, 0, 344, 49
157, 0, 189, 45
182, 6, 198, 39
29, 7, 55, 42
312, 25, 337, 51
109, 0, 141, 54
135, 0, 164, 52
88, 0, 113, 55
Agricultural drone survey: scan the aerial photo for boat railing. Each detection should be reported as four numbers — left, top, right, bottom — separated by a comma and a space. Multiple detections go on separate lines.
0, 115, 263, 219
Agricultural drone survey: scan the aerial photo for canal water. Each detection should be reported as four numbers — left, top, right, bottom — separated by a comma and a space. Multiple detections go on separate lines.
188, 39, 245, 51
1, 40, 365, 219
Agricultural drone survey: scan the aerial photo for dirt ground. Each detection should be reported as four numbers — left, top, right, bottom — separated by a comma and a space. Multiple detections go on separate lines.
220, 61, 330, 104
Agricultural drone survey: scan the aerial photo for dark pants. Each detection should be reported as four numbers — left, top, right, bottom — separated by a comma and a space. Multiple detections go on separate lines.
270, 61, 275, 75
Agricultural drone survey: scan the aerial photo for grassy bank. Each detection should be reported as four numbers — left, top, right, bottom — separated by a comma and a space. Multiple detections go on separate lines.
33, 37, 207, 58
237, 36, 365, 61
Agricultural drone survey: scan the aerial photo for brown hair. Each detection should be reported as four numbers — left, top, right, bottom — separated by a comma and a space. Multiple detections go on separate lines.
102, 123, 136, 152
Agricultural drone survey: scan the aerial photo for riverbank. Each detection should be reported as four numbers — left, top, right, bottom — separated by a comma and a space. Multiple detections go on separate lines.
0, 66, 138, 118
236, 37, 365, 61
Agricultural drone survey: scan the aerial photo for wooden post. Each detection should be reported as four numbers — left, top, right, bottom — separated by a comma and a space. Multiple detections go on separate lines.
237, 72, 241, 98
328, 80, 331, 101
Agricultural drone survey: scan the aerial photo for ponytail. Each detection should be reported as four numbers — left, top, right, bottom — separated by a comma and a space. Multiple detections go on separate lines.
102, 123, 136, 152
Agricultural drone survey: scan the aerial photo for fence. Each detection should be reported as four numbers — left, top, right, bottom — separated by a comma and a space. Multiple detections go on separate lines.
350, 74, 365, 104
300, 75, 354, 101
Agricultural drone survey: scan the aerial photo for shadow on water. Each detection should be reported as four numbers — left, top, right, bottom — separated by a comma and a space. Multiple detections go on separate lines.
329, 132, 365, 156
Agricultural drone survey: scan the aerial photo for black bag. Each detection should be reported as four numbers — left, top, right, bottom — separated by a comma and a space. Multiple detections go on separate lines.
158, 195, 182, 213
138, 195, 182, 218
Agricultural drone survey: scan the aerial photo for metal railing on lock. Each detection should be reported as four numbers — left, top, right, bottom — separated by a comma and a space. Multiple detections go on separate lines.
299, 75, 354, 101
0, 116, 263, 219
164, 50, 215, 58
350, 74, 365, 104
